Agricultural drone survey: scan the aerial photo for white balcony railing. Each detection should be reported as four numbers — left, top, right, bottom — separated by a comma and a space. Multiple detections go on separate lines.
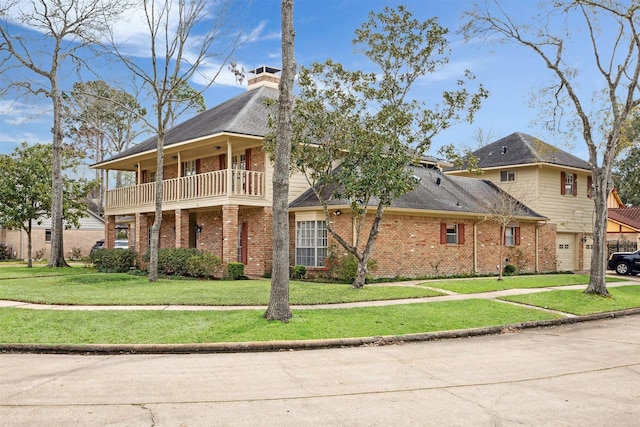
105, 169, 265, 210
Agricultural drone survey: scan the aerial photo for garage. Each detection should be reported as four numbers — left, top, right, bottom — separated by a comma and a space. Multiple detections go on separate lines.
557, 233, 576, 271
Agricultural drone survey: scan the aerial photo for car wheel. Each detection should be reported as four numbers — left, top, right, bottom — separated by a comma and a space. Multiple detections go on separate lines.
615, 262, 630, 275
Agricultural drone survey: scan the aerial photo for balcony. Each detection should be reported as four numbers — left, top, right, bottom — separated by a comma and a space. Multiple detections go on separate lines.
105, 169, 265, 212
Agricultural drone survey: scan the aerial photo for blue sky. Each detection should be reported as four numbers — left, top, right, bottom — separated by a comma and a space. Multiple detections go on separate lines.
0, 0, 602, 161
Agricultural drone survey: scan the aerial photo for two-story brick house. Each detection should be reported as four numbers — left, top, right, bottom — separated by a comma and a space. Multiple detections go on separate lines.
93, 68, 557, 278
446, 132, 595, 271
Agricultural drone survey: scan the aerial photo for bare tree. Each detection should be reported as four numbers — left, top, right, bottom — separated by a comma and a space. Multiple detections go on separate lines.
0, 0, 130, 267
464, 0, 640, 295
105, 0, 242, 281
264, 0, 295, 323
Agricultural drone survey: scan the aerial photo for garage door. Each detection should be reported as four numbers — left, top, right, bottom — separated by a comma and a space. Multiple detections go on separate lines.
557, 233, 575, 271
583, 237, 593, 271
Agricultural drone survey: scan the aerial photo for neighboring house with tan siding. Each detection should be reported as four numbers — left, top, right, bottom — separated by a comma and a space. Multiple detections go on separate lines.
446, 132, 594, 271
1, 211, 104, 260
92, 68, 556, 278
607, 189, 640, 253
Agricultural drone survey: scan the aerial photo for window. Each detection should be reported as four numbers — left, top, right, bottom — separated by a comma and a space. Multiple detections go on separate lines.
295, 221, 327, 267
182, 160, 197, 176
500, 170, 516, 182
45, 229, 52, 242
561, 171, 577, 196
440, 223, 465, 245
504, 226, 520, 246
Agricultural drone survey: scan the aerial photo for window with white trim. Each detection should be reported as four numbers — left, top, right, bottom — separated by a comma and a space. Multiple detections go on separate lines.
500, 170, 515, 182
295, 220, 327, 267
505, 226, 515, 246
446, 224, 459, 244
182, 160, 197, 176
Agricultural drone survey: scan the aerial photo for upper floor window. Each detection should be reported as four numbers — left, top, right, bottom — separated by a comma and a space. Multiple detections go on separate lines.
45, 229, 52, 242
500, 170, 516, 182
183, 160, 197, 176
561, 171, 577, 196
440, 222, 465, 245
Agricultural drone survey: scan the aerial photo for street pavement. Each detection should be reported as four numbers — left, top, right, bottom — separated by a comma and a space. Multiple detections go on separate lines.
1, 314, 639, 426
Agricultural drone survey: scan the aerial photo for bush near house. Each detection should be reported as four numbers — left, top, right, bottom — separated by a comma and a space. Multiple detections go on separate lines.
227, 262, 245, 280
92, 248, 137, 273
142, 248, 223, 278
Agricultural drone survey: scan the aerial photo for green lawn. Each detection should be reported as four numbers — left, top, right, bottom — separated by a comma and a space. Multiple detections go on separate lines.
500, 285, 640, 315
0, 299, 562, 344
424, 274, 625, 294
1, 266, 638, 345
0, 268, 443, 305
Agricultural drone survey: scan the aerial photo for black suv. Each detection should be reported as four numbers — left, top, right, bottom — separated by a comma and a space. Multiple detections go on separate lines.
608, 250, 640, 275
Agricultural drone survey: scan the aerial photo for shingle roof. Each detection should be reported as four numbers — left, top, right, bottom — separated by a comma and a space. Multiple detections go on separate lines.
290, 164, 547, 220
609, 208, 640, 230
102, 86, 280, 163
449, 132, 590, 171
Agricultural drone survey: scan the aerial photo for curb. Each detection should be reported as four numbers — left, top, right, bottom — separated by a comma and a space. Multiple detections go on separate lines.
3, 307, 640, 355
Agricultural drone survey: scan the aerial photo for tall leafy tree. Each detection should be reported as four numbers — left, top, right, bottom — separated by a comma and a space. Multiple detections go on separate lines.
0, 143, 97, 267
613, 146, 640, 206
283, 6, 487, 288
105, 0, 243, 282
64, 80, 147, 209
264, 0, 295, 322
464, 0, 640, 296
0, 0, 131, 267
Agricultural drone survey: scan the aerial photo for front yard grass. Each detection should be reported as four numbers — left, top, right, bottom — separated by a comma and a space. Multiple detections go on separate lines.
500, 285, 640, 315
425, 274, 625, 294
0, 299, 562, 344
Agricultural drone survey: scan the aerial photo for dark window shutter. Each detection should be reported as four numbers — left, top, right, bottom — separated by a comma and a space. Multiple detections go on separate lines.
587, 176, 593, 198
245, 148, 252, 171
560, 171, 566, 195
142, 170, 148, 183
219, 154, 226, 170
458, 223, 465, 245
515, 227, 521, 245
196, 159, 201, 174
573, 174, 578, 196
440, 223, 447, 244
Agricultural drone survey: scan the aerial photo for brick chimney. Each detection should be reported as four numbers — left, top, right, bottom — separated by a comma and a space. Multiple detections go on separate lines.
247, 66, 281, 90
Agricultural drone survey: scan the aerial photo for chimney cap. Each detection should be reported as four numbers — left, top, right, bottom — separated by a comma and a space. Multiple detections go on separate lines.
249, 66, 281, 75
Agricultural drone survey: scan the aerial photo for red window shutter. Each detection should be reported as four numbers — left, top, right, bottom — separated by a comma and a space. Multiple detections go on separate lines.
587, 176, 593, 198
245, 148, 252, 171
440, 223, 447, 244
515, 227, 521, 245
458, 223, 465, 245
573, 174, 578, 196
560, 171, 566, 195
195, 159, 201, 174
219, 154, 226, 170
142, 170, 148, 183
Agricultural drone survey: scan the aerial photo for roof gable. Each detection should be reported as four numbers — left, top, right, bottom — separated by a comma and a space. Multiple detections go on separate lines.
452, 132, 590, 171
609, 208, 640, 230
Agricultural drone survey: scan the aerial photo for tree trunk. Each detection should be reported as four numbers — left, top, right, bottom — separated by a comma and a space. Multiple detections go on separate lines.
498, 228, 504, 281
26, 220, 32, 268
148, 133, 165, 283
352, 254, 369, 289
48, 85, 68, 267
585, 169, 609, 295
265, 0, 295, 322
351, 203, 386, 289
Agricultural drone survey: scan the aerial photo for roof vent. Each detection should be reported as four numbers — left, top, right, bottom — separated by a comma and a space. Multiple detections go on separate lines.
247, 66, 281, 90
436, 177, 441, 186
502, 146, 508, 154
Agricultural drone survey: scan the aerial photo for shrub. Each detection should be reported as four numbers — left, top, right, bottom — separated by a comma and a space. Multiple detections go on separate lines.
34, 248, 46, 261
91, 248, 137, 272
70, 247, 82, 260
292, 264, 306, 279
0, 244, 10, 260
186, 252, 222, 278
335, 254, 377, 283
227, 262, 245, 280
504, 264, 517, 275
156, 248, 199, 276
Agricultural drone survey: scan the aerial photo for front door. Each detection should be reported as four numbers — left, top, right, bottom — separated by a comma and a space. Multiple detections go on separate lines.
237, 221, 248, 264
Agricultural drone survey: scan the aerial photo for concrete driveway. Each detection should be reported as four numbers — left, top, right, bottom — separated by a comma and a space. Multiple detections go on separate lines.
1, 315, 639, 426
